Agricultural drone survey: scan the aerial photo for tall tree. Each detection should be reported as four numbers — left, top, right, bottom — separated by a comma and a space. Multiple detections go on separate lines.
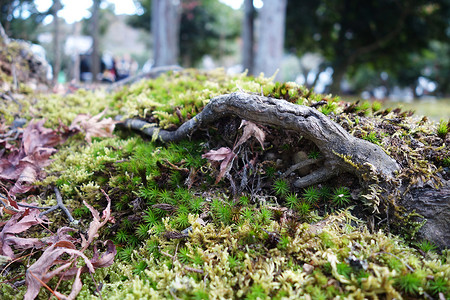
129, 0, 240, 67
242, 0, 254, 75
254, 0, 287, 79
285, 0, 450, 94
51, 0, 63, 85
0, 0, 47, 42
91, 0, 101, 82
152, 0, 181, 66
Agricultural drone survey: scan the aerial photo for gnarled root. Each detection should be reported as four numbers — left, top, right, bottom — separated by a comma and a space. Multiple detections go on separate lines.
122, 92, 400, 186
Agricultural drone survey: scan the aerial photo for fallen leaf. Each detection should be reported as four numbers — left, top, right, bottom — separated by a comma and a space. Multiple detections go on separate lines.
81, 190, 112, 250
0, 209, 46, 258
0, 119, 64, 195
201, 147, 234, 161
69, 109, 117, 144
235, 120, 265, 150
24, 243, 94, 300
202, 147, 236, 183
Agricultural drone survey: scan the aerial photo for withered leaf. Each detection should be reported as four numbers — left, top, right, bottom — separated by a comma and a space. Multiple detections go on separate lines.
0, 119, 64, 195
235, 120, 265, 150
81, 190, 112, 250
69, 109, 117, 144
202, 147, 236, 183
0, 209, 46, 258
24, 243, 94, 300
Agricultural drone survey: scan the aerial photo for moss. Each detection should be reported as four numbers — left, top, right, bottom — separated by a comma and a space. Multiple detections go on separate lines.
2, 69, 449, 299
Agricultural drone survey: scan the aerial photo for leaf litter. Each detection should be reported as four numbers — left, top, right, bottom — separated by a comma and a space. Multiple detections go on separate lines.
0, 115, 118, 299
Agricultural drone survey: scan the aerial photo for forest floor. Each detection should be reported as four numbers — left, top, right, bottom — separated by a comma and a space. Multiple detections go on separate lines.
0, 67, 449, 299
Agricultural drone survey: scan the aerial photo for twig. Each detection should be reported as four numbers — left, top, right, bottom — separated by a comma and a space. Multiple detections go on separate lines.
16, 203, 53, 210
183, 266, 204, 274
0, 193, 20, 213
107, 65, 183, 92
39, 187, 76, 224
0, 129, 22, 141
282, 158, 322, 178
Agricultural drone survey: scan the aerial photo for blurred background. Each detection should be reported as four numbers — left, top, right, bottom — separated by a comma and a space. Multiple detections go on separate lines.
1, 0, 449, 118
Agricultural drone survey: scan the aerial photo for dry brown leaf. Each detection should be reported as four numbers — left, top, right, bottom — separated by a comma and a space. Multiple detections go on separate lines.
0, 209, 46, 258
0, 119, 64, 195
69, 109, 117, 144
81, 190, 112, 250
202, 147, 236, 183
235, 120, 265, 150
24, 243, 94, 300
23, 196, 116, 300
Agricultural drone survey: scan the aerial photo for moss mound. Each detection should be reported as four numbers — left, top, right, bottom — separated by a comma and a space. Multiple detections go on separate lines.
0, 69, 448, 299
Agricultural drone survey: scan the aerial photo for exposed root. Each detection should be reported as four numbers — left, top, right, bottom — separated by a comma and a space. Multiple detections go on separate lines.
122, 92, 400, 187
282, 158, 321, 178
107, 65, 183, 92
293, 167, 338, 188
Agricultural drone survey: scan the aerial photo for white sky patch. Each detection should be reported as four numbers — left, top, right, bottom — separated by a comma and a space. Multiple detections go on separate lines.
36, 0, 258, 24
219, 0, 263, 9
35, 0, 138, 24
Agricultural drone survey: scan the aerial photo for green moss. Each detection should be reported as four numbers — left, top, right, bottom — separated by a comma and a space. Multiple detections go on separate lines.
2, 69, 449, 299
272, 178, 290, 197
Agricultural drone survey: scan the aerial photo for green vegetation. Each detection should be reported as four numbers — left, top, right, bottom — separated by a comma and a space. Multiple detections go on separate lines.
0, 69, 448, 299
437, 119, 449, 139
273, 178, 290, 197
332, 187, 351, 207
302, 186, 320, 204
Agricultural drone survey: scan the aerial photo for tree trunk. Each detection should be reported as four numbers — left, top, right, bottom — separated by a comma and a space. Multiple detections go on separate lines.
51, 0, 62, 86
254, 0, 287, 80
242, 0, 254, 75
329, 61, 348, 95
152, 0, 181, 67
0, 21, 10, 44
91, 0, 101, 82
400, 181, 450, 248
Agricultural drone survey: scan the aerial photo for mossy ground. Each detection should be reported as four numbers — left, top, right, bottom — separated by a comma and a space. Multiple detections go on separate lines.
0, 69, 448, 299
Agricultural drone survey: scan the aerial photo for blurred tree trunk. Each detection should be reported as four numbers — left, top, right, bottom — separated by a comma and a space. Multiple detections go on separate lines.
51, 0, 62, 85
254, 0, 287, 80
91, 0, 101, 82
242, 0, 254, 75
329, 61, 348, 95
152, 0, 181, 67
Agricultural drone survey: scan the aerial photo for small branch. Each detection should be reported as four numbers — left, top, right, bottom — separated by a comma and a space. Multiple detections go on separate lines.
107, 65, 182, 92
17, 203, 53, 210
282, 158, 322, 178
39, 187, 76, 224
293, 167, 338, 188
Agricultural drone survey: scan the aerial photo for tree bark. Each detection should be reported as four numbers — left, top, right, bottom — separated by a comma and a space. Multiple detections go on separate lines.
242, 0, 254, 75
254, 0, 287, 80
51, 0, 62, 86
91, 0, 101, 82
152, 0, 181, 67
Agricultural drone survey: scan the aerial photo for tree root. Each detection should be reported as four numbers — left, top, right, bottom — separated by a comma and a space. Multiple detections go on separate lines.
121, 92, 400, 187
107, 65, 183, 92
